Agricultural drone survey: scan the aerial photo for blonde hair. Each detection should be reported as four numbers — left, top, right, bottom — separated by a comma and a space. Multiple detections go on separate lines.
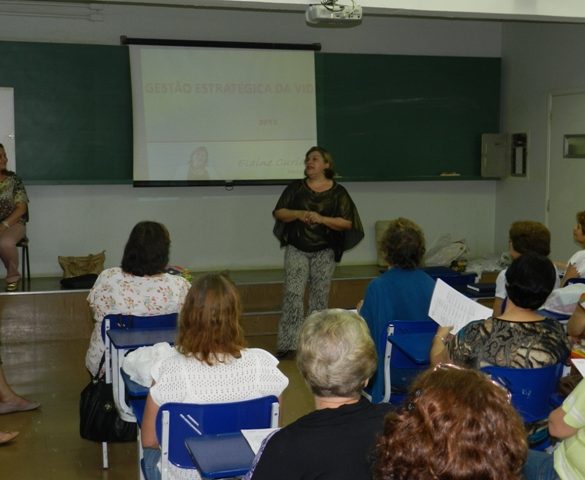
296, 309, 376, 397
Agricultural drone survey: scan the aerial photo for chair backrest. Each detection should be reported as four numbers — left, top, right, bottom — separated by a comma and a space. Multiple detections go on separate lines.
364, 319, 438, 404
481, 363, 563, 423
101, 312, 179, 385
156, 396, 279, 472
103, 312, 178, 333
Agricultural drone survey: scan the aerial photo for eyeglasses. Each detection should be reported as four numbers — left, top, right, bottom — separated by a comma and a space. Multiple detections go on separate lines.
406, 363, 512, 411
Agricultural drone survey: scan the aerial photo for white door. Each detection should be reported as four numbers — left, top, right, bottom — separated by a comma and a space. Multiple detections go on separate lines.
547, 91, 585, 262
0, 87, 15, 171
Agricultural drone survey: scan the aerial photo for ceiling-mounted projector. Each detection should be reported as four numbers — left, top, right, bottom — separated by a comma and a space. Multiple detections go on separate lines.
306, 2, 362, 26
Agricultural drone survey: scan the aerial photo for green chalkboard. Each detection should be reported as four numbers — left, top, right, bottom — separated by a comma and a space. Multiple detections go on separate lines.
0, 41, 132, 184
315, 53, 500, 180
0, 42, 499, 184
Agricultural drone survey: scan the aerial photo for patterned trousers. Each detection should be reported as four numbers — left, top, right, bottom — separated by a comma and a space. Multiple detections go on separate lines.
278, 245, 336, 351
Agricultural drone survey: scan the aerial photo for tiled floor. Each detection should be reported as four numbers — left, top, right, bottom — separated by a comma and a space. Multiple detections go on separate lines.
0, 339, 313, 479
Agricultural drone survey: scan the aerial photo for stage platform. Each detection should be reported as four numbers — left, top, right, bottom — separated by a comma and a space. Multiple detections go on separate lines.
0, 266, 496, 351
0, 265, 382, 351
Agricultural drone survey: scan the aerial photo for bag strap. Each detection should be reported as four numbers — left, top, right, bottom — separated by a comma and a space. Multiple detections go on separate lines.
94, 354, 106, 382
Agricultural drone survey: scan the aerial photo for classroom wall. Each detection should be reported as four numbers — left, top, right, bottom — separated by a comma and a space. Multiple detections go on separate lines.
0, 4, 502, 275
497, 22, 585, 252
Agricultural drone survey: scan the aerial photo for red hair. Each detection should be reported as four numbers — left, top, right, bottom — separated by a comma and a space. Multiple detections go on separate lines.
176, 273, 246, 365
374, 365, 527, 480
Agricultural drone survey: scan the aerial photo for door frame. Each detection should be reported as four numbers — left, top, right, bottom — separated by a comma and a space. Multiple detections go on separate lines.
545, 87, 585, 227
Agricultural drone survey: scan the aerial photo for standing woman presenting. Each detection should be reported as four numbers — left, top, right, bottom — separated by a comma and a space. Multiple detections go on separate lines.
273, 146, 363, 357
0, 144, 28, 291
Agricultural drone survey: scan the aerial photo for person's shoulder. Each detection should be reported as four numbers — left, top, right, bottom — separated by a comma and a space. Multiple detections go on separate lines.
460, 318, 488, 334
331, 181, 351, 195
541, 317, 569, 334
243, 348, 279, 364
162, 272, 191, 286
368, 400, 394, 416
414, 268, 436, 283
570, 249, 585, 262
95, 267, 122, 282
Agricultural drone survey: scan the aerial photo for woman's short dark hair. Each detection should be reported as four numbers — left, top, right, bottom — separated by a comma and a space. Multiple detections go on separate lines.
304, 146, 335, 179
505, 252, 556, 310
121, 221, 170, 276
509, 221, 551, 256
381, 218, 425, 269
177, 273, 246, 365
374, 365, 527, 480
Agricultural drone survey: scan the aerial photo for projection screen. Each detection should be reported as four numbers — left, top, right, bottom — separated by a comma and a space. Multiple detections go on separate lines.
128, 40, 319, 186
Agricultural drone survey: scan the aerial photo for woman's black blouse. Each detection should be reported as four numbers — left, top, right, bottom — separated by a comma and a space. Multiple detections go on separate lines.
273, 179, 363, 262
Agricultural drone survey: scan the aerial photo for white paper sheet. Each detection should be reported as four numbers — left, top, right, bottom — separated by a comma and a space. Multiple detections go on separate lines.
572, 358, 585, 377
241, 428, 279, 455
429, 279, 493, 334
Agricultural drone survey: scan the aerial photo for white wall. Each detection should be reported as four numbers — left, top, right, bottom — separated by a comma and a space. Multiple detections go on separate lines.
0, 4, 502, 275
28, 181, 496, 274
497, 22, 585, 253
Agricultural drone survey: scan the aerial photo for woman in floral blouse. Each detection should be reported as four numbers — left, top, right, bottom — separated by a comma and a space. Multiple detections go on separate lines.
85, 221, 190, 376
0, 144, 28, 291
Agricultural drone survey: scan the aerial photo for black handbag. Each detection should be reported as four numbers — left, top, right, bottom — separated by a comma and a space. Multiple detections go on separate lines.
79, 356, 137, 442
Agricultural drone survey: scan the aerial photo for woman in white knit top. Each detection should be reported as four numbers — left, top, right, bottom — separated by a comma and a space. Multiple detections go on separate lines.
141, 273, 289, 480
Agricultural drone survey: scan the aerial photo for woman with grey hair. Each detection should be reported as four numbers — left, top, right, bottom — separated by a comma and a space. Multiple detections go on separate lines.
249, 309, 392, 480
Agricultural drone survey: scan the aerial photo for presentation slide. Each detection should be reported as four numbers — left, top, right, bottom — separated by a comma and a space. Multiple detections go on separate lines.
129, 45, 317, 183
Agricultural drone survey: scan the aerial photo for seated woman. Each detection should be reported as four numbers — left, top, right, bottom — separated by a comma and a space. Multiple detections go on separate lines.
432, 252, 570, 369
141, 273, 289, 480
85, 221, 191, 376
560, 210, 585, 287
359, 218, 435, 400
248, 309, 392, 480
523, 376, 585, 480
360, 218, 435, 347
492, 220, 557, 316
0, 144, 29, 291
431, 252, 570, 445
374, 365, 527, 480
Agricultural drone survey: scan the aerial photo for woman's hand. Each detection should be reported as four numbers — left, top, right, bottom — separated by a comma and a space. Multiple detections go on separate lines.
303, 211, 352, 231
305, 211, 324, 224
562, 263, 580, 287
430, 326, 454, 367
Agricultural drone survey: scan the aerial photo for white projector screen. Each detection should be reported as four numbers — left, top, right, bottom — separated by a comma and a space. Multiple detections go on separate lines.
129, 42, 318, 185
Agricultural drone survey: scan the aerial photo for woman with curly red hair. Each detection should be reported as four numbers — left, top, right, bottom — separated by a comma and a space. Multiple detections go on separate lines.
374, 365, 527, 480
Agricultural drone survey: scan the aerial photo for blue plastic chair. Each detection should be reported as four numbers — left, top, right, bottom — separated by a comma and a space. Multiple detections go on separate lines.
481, 363, 563, 449
363, 319, 438, 404
567, 277, 585, 285
100, 312, 178, 470
155, 396, 280, 479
